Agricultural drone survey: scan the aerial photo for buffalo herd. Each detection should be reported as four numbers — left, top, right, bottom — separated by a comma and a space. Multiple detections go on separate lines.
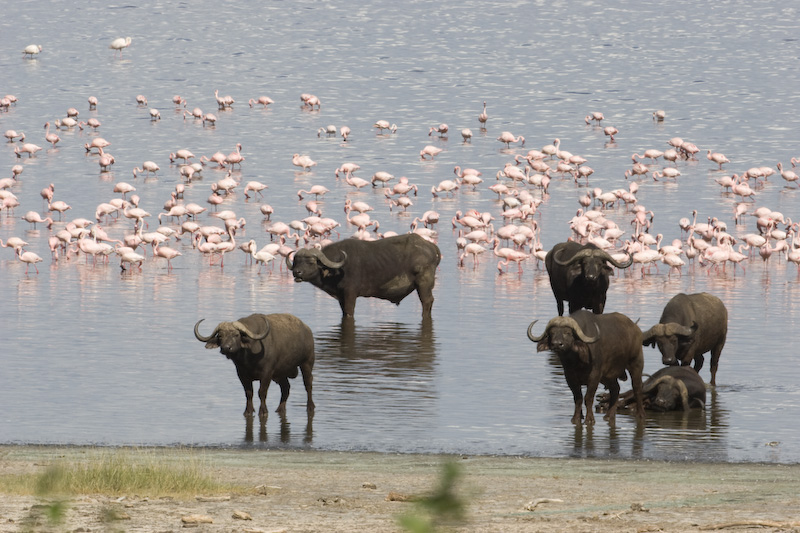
194, 238, 727, 426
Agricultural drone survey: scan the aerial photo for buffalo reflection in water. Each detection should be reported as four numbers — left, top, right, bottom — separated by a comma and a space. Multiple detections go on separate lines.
313, 318, 439, 415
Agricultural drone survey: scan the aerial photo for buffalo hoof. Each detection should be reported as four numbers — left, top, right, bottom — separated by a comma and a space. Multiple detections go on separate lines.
275, 402, 287, 415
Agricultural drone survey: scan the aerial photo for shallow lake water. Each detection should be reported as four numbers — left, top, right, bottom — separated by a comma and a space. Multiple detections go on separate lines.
2, 1, 800, 463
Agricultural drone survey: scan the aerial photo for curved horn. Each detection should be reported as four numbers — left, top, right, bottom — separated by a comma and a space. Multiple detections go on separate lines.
641, 324, 665, 343
285, 251, 295, 270
232, 316, 270, 340
310, 247, 346, 269
665, 323, 695, 337
593, 248, 633, 268
642, 374, 676, 394
193, 319, 219, 342
554, 316, 599, 343
674, 378, 691, 411
526, 320, 544, 342
531, 317, 599, 344
552, 247, 594, 266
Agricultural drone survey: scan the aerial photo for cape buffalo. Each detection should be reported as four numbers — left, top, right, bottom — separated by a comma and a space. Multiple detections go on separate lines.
194, 313, 315, 418
598, 366, 707, 413
544, 241, 633, 316
527, 310, 645, 425
287, 233, 441, 318
641, 292, 727, 385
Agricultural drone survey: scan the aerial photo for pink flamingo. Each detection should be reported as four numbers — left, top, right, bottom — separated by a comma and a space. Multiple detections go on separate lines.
335, 162, 361, 179
200, 152, 227, 168
777, 162, 799, 187
292, 153, 317, 171
603, 126, 619, 141
297, 185, 329, 200
431, 179, 459, 197
84, 137, 110, 153
132, 161, 160, 177
0, 237, 28, 255
631, 149, 663, 162
478, 101, 488, 126
584, 111, 604, 124
43, 122, 60, 147
707, 150, 730, 169
373, 120, 396, 133
22, 211, 53, 229
340, 126, 351, 141
109, 37, 132, 57
225, 143, 245, 168
344, 199, 374, 214
40, 183, 54, 202
429, 123, 448, 137
249, 96, 274, 108
169, 149, 195, 164
18, 251, 43, 273
458, 242, 487, 267
153, 242, 181, 270
420, 145, 443, 159
4, 130, 25, 142
345, 175, 370, 189
14, 143, 42, 157
48, 200, 71, 220
496, 131, 525, 148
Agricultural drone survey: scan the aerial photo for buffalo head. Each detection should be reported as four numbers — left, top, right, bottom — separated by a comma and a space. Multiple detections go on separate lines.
286, 247, 347, 283
641, 322, 698, 366
527, 316, 598, 363
553, 246, 633, 284
643, 373, 691, 411
194, 317, 270, 357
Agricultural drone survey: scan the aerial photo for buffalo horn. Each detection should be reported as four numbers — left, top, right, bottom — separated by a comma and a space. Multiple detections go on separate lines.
193, 319, 218, 342
529, 316, 599, 344
232, 316, 270, 340
309, 247, 346, 268
552, 247, 594, 266
285, 252, 294, 270
664, 322, 695, 337
643, 374, 691, 411
526, 320, 543, 342
593, 248, 633, 268
641, 324, 665, 343
642, 374, 676, 394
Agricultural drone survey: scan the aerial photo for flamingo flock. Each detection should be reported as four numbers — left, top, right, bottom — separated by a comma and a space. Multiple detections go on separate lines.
0, 71, 798, 296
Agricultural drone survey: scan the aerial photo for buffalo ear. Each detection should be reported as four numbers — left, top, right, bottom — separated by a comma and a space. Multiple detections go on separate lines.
205, 339, 220, 350
536, 339, 550, 352
643, 338, 656, 348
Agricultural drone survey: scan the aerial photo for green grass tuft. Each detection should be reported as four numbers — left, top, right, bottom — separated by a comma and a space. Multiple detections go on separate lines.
0, 448, 233, 499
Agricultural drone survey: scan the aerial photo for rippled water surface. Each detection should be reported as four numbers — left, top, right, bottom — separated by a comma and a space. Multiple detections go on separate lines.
2, 1, 800, 463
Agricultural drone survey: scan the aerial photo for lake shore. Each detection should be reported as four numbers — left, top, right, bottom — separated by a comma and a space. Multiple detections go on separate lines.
1, 445, 799, 532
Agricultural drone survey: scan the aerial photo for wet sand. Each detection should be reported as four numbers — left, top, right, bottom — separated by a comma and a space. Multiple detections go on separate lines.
1, 445, 799, 532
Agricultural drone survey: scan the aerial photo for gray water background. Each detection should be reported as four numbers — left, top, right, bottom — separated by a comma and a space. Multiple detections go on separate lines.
1, 1, 800, 463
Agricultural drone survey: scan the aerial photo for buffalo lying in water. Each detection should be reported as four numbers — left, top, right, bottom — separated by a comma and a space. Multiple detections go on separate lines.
597, 366, 707, 413
287, 234, 442, 318
194, 313, 315, 418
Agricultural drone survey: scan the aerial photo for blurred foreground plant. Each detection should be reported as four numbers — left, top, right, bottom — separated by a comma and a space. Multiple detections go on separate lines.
399, 461, 467, 532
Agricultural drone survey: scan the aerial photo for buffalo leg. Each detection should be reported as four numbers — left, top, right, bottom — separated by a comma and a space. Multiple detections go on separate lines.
300, 361, 315, 414
275, 377, 290, 415
339, 291, 357, 317
710, 343, 724, 386
238, 370, 255, 418
564, 374, 584, 424
628, 358, 646, 421
583, 379, 600, 426
601, 379, 620, 425
258, 378, 272, 419
416, 270, 436, 318
692, 354, 705, 374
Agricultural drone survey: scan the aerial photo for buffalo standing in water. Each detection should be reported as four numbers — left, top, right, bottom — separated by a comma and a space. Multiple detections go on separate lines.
194, 313, 315, 418
641, 292, 727, 385
287, 234, 442, 318
528, 311, 645, 425
545, 241, 633, 316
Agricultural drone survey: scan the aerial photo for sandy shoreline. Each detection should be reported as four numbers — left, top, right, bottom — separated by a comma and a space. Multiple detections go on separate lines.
1, 445, 799, 532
